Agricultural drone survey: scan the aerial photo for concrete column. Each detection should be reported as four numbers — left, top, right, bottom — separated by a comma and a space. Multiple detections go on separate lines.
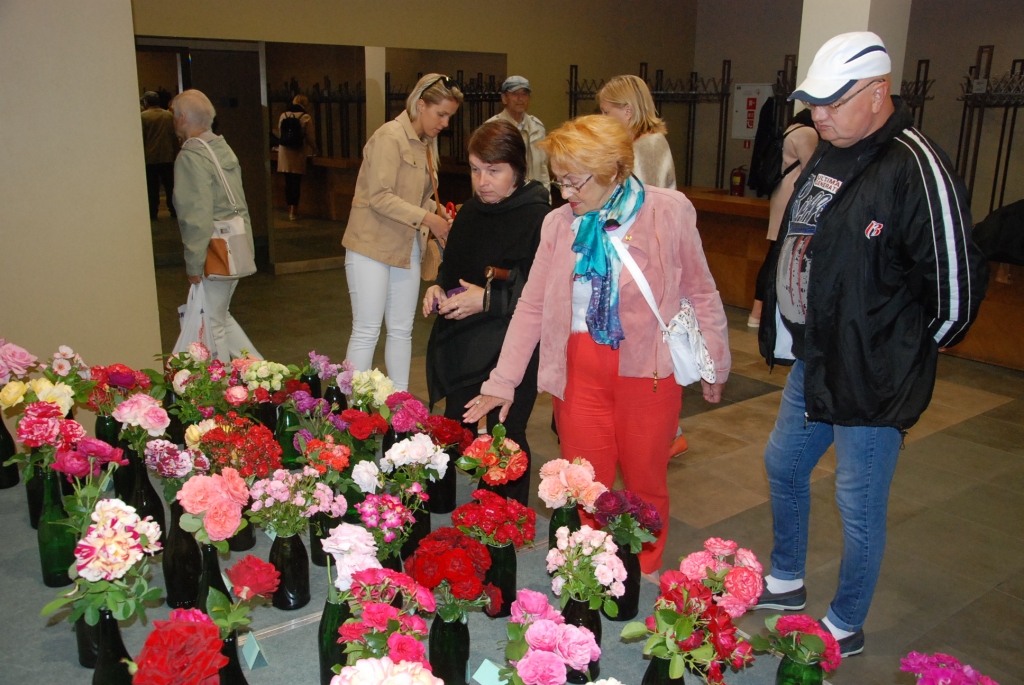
365, 46, 387, 134
797, 0, 913, 87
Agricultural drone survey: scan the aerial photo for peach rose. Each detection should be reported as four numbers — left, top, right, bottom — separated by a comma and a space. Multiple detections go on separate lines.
578, 481, 608, 513
204, 497, 242, 541
177, 475, 218, 514
562, 464, 593, 494
216, 468, 250, 507
539, 458, 569, 479
538, 477, 569, 508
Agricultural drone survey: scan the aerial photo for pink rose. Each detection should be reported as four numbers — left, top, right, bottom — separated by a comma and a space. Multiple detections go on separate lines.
734, 547, 762, 574
511, 588, 556, 624
414, 584, 436, 613
52, 449, 94, 479
216, 468, 250, 507
516, 649, 567, 685
679, 550, 715, 581
203, 497, 242, 541
188, 342, 211, 361
361, 602, 399, 631
562, 464, 592, 493
715, 593, 751, 619
0, 342, 37, 379
57, 419, 87, 450
537, 478, 569, 508
555, 623, 599, 671
723, 566, 763, 605
224, 385, 248, 407
524, 619, 561, 651
386, 632, 427, 665
16, 417, 61, 448
177, 475, 219, 514
169, 608, 214, 625
139, 405, 170, 437
538, 459, 569, 479
77, 437, 126, 466
704, 537, 738, 557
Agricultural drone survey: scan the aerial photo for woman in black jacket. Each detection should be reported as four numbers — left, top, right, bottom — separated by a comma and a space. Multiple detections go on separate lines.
422, 120, 550, 505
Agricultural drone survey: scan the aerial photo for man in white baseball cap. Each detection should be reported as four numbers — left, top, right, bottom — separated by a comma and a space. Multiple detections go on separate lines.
751, 31, 989, 658
487, 75, 549, 196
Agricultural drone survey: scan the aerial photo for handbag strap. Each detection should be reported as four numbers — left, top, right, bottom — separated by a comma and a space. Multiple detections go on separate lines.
424, 145, 445, 216
188, 137, 240, 214
609, 235, 669, 334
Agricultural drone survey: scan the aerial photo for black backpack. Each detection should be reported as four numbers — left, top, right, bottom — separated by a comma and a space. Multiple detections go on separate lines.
279, 113, 304, 150
749, 124, 807, 198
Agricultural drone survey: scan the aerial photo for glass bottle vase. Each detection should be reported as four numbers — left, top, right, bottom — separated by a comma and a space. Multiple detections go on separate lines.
162, 390, 186, 446
548, 503, 582, 549
227, 502, 256, 552
0, 416, 20, 489
269, 534, 311, 610
275, 409, 302, 468
93, 609, 133, 685
318, 599, 352, 685
400, 506, 432, 561
257, 401, 278, 433
300, 372, 323, 399
219, 630, 250, 685
484, 542, 517, 618
75, 613, 100, 668
323, 385, 347, 413
562, 597, 601, 684
25, 463, 44, 529
127, 447, 166, 532
604, 545, 641, 621
310, 511, 341, 567
775, 656, 825, 685
163, 500, 202, 609
429, 614, 470, 685
641, 656, 687, 685
38, 467, 76, 587
197, 543, 230, 614
426, 447, 458, 514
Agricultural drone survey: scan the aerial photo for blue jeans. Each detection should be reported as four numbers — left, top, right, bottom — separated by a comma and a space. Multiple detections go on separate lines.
764, 360, 902, 633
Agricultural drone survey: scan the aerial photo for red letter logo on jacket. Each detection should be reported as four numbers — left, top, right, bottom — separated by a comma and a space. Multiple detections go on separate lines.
865, 221, 884, 239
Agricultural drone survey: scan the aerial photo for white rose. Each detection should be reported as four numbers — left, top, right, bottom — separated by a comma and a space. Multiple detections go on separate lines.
37, 382, 74, 416
172, 369, 191, 394
351, 461, 380, 494
427, 447, 449, 481
257, 365, 270, 378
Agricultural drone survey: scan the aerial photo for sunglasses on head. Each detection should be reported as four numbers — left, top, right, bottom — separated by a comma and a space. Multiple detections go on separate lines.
425, 76, 457, 93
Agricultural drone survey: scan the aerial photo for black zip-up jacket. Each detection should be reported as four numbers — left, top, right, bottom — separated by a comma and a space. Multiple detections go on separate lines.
759, 98, 989, 430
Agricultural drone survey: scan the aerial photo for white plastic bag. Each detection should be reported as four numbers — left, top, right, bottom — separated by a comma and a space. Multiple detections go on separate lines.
173, 282, 215, 354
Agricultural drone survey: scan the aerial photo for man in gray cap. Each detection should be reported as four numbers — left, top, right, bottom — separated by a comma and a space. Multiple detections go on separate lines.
487, 75, 549, 196
753, 31, 988, 656
140, 90, 180, 219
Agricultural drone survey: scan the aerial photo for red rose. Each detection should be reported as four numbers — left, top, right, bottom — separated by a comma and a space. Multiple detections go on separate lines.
90, 365, 109, 387
24, 402, 63, 420
337, 621, 369, 643
106, 364, 137, 389
52, 449, 93, 480
133, 616, 227, 685
405, 550, 444, 590
271, 390, 288, 405
449, 576, 484, 600
369, 414, 389, 435
636, 502, 663, 535
348, 416, 373, 440
483, 583, 503, 616
17, 416, 60, 448
254, 387, 270, 403
225, 555, 280, 600
678, 628, 705, 651
134, 370, 153, 389
505, 452, 527, 481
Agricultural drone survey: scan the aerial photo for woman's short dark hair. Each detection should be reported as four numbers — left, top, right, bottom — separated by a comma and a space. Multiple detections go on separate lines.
468, 120, 528, 186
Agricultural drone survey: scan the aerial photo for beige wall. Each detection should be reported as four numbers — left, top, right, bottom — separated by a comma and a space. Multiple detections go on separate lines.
0, 0, 161, 371
131, 0, 699, 159
904, 0, 1024, 215
692, 0, 804, 188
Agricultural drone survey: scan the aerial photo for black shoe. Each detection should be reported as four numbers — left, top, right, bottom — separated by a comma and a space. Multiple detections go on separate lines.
752, 584, 807, 611
834, 629, 865, 657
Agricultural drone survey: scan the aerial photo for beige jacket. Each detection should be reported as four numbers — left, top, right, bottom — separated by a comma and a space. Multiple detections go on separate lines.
486, 109, 550, 194
632, 132, 676, 190
342, 111, 436, 268
276, 111, 317, 174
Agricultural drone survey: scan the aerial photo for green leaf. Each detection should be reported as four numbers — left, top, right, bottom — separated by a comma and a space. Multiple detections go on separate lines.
620, 621, 649, 640
84, 605, 100, 626
643, 633, 662, 655
41, 595, 75, 616
207, 588, 232, 614
689, 644, 715, 661
765, 614, 781, 632
655, 609, 676, 633
800, 633, 825, 654
747, 635, 772, 652
178, 513, 202, 533
602, 598, 618, 618
669, 653, 686, 680
505, 639, 528, 662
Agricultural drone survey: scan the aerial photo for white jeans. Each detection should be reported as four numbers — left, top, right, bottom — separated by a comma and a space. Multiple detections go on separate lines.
202, 277, 260, 362
345, 240, 420, 391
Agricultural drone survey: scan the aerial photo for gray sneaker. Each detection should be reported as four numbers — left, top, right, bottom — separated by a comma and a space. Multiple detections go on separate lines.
752, 584, 807, 611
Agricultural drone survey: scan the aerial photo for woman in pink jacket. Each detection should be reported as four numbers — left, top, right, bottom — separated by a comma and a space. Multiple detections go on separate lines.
464, 115, 730, 573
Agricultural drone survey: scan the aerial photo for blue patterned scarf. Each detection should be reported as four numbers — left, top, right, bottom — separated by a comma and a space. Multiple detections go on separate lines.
571, 175, 645, 349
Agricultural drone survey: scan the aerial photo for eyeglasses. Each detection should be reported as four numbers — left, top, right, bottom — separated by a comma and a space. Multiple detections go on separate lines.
801, 79, 884, 112
424, 76, 458, 93
552, 175, 593, 194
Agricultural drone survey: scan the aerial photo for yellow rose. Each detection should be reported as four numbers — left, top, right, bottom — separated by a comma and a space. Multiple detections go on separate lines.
28, 377, 54, 396
0, 381, 28, 409
36, 382, 75, 416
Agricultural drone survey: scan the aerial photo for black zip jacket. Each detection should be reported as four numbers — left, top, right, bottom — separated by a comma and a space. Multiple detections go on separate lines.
759, 98, 989, 429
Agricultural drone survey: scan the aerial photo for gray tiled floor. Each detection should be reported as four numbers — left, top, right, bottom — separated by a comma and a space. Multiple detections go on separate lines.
83, 228, 1024, 683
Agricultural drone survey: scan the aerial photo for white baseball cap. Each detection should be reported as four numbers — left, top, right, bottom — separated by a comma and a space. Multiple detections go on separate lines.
790, 31, 891, 105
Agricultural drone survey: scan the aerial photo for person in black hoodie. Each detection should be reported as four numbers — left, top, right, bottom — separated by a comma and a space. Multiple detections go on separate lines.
422, 120, 550, 505
751, 32, 988, 657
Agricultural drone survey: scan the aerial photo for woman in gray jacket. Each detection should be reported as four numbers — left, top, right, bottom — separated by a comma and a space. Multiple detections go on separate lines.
172, 89, 259, 362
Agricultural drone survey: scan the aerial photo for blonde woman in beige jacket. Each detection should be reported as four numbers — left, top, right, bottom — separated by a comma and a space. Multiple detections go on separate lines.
342, 74, 463, 390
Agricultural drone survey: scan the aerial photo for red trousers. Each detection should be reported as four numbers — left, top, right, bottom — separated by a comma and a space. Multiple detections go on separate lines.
552, 334, 681, 573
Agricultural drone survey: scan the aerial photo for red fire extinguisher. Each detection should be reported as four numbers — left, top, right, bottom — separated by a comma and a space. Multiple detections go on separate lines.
730, 166, 747, 197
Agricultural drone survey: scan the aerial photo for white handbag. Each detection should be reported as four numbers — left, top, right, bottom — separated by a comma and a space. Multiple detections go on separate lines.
188, 137, 257, 281
610, 236, 716, 386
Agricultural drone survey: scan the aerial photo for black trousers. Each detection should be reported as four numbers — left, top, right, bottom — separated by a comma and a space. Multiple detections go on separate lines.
146, 162, 175, 219
284, 172, 302, 207
443, 351, 539, 506
754, 239, 777, 302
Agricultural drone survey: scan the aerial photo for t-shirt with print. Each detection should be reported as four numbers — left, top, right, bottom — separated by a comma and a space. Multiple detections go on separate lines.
775, 143, 863, 359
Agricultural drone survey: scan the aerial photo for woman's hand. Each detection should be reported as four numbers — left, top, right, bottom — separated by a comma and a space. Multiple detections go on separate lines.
422, 285, 445, 318
701, 379, 726, 403
423, 211, 452, 242
187, 273, 202, 285
464, 394, 512, 423
438, 280, 485, 320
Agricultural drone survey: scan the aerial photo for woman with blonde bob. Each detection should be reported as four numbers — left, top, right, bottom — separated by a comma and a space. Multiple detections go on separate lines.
599, 75, 676, 189
464, 115, 730, 573
343, 73, 463, 390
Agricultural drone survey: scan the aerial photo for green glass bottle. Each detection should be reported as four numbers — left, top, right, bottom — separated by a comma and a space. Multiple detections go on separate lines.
318, 599, 352, 685
0, 416, 20, 489
275, 408, 302, 468
38, 468, 76, 587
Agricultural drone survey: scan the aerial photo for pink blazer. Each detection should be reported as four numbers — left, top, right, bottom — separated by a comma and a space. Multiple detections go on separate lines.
480, 186, 731, 402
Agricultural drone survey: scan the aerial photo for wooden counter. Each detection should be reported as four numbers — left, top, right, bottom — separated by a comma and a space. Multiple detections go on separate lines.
681, 186, 770, 309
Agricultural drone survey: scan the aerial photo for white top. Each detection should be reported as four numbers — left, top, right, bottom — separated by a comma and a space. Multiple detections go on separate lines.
632, 132, 676, 190
571, 215, 636, 332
